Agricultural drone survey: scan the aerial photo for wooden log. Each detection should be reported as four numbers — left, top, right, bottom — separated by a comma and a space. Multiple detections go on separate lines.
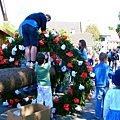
0, 67, 36, 94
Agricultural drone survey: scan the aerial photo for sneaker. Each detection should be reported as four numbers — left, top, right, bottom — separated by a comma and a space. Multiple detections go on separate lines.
29, 62, 35, 69
26, 62, 30, 67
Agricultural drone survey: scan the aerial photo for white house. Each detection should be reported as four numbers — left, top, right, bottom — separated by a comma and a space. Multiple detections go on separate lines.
100, 30, 120, 50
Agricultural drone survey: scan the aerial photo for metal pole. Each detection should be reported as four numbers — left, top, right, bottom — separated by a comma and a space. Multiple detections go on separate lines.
0, 0, 8, 21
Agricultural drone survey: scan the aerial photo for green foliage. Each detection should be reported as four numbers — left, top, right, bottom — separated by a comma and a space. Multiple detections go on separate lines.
2, 90, 36, 108
117, 46, 120, 49
0, 35, 25, 68
58, 29, 71, 40
116, 24, 120, 37
38, 31, 93, 115
116, 24, 120, 32
85, 24, 100, 41
108, 26, 114, 30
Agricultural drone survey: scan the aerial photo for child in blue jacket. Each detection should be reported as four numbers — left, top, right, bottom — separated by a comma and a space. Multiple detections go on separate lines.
93, 52, 114, 119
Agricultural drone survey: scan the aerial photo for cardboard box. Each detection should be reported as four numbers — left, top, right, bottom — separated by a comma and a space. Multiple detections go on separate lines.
7, 103, 51, 120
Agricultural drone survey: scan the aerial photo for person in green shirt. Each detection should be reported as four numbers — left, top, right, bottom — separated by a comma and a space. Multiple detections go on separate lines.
35, 52, 54, 119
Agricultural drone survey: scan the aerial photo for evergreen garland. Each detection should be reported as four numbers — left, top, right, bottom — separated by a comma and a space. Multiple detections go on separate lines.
0, 30, 93, 116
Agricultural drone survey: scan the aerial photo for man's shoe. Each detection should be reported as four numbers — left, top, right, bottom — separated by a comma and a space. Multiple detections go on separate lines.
29, 62, 35, 69
26, 62, 30, 67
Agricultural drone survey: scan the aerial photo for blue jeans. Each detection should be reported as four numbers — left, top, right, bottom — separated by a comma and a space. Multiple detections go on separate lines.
95, 87, 108, 118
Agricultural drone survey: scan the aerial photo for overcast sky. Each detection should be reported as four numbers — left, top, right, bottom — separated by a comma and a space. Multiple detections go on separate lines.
1, 0, 120, 31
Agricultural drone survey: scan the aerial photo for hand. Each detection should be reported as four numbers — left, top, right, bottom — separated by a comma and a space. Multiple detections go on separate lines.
47, 52, 50, 55
42, 30, 47, 34
47, 52, 51, 62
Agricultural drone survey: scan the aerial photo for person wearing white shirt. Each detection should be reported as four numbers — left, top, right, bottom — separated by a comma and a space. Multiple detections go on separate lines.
103, 69, 120, 120
99, 46, 106, 54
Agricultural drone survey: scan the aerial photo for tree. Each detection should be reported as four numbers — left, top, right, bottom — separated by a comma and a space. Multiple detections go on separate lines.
85, 24, 100, 42
58, 29, 71, 40
108, 26, 114, 30
116, 24, 120, 38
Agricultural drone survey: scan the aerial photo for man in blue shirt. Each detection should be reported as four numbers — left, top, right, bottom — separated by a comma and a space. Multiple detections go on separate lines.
19, 12, 51, 68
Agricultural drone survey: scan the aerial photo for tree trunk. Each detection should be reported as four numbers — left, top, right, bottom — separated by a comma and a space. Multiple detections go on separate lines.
0, 67, 36, 94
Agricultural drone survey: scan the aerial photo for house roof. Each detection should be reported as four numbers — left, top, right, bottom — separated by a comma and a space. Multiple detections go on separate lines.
47, 21, 81, 33
0, 26, 14, 37
47, 21, 94, 47
70, 33, 94, 47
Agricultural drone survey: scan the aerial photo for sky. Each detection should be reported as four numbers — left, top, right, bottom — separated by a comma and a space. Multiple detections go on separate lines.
1, 0, 120, 32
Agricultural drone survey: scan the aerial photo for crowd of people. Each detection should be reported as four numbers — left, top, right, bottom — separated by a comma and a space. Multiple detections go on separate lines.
76, 40, 120, 120
107, 48, 119, 71
87, 46, 120, 120
73, 39, 120, 119
88, 47, 120, 71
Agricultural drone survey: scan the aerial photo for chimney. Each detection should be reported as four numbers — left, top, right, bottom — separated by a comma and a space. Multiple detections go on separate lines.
80, 22, 82, 33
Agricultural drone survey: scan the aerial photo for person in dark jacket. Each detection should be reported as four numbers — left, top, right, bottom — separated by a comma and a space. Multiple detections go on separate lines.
107, 49, 112, 66
111, 49, 119, 71
19, 12, 51, 68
